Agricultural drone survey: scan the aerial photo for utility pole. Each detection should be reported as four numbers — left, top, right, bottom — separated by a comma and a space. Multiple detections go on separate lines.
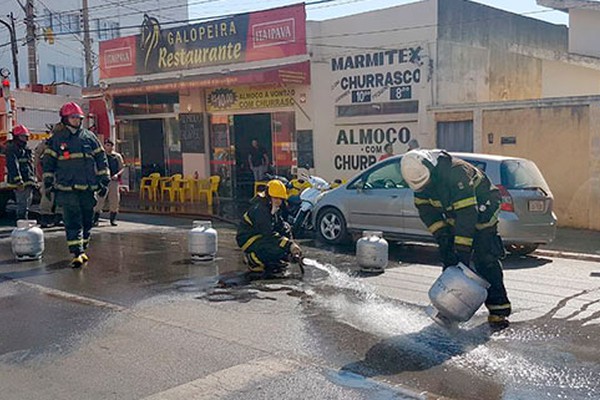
82, 0, 93, 87
25, 0, 37, 85
0, 13, 20, 88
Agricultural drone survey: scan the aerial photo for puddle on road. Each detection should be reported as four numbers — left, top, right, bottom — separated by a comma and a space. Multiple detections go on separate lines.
184, 253, 600, 400
296, 260, 600, 400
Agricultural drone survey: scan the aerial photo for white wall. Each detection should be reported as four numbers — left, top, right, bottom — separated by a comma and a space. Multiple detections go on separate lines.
308, 0, 437, 181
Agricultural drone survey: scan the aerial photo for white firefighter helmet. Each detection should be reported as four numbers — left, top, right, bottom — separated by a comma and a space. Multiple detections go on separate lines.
401, 150, 436, 191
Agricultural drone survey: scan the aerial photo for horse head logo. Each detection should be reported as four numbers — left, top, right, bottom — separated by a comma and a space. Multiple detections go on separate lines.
140, 14, 161, 69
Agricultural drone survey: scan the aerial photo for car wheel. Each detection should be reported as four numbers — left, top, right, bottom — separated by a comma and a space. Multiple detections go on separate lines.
505, 243, 539, 256
317, 207, 348, 244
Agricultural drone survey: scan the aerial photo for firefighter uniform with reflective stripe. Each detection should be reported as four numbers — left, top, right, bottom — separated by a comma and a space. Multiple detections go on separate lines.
5, 140, 36, 220
236, 194, 293, 272
42, 123, 110, 256
413, 151, 511, 318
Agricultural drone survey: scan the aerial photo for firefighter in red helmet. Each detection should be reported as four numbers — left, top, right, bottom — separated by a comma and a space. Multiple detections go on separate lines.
5, 124, 36, 222
42, 102, 110, 268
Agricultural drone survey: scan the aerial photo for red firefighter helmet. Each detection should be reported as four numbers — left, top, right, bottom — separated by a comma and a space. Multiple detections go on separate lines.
59, 102, 85, 118
12, 124, 30, 136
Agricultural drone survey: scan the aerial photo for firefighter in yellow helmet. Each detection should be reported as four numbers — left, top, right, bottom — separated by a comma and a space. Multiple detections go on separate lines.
236, 179, 302, 277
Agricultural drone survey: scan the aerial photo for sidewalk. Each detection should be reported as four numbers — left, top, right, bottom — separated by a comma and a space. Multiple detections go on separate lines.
537, 227, 600, 261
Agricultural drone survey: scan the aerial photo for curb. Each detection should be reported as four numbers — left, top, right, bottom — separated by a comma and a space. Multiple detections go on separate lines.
119, 208, 238, 226
534, 249, 600, 263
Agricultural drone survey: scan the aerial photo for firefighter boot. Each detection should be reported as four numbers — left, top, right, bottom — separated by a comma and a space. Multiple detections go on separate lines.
488, 315, 510, 332
40, 214, 52, 229
110, 212, 118, 226
70, 253, 89, 269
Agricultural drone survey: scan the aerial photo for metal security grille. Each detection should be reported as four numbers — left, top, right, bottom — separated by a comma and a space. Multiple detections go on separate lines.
436, 120, 473, 152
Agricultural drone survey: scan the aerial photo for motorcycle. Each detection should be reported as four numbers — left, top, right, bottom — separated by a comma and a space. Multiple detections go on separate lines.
290, 174, 331, 237
262, 173, 332, 237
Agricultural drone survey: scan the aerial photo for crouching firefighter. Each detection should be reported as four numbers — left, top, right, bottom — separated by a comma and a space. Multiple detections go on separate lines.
401, 149, 512, 330
42, 102, 110, 268
236, 179, 302, 278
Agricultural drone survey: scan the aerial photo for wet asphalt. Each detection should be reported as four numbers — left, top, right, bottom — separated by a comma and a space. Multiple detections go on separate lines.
1, 213, 599, 400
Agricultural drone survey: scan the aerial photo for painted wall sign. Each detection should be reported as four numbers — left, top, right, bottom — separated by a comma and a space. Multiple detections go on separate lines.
330, 46, 427, 106
99, 4, 306, 79
206, 86, 295, 112
333, 123, 415, 171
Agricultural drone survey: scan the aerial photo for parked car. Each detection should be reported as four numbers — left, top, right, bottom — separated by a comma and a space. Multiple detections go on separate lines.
313, 152, 557, 255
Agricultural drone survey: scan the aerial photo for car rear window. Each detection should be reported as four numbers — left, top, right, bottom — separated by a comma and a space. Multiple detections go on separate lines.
500, 159, 551, 193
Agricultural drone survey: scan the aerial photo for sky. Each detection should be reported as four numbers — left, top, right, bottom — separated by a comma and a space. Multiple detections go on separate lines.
189, 0, 570, 26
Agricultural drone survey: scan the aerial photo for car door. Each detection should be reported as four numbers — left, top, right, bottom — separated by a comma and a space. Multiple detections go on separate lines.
346, 160, 406, 233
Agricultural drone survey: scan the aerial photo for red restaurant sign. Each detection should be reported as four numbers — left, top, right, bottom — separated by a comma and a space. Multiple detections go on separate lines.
99, 4, 306, 79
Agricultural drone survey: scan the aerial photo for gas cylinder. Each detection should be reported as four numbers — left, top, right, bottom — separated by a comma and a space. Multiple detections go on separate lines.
426, 262, 490, 328
356, 231, 388, 272
11, 220, 44, 261
188, 220, 218, 263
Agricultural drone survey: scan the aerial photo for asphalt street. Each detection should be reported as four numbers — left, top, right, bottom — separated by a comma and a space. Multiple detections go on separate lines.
1, 214, 599, 400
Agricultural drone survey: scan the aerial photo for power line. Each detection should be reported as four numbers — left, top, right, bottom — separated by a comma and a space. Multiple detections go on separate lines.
0, 3, 563, 57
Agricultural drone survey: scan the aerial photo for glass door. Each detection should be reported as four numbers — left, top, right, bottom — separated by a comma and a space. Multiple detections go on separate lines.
271, 111, 296, 177
209, 115, 235, 198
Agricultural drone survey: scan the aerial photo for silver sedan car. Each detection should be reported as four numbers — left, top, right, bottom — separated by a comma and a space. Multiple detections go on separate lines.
313, 152, 557, 255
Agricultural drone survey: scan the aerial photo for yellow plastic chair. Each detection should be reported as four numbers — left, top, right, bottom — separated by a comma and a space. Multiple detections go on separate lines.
140, 173, 161, 201
160, 174, 182, 203
197, 175, 220, 206
176, 177, 195, 203
209, 175, 220, 204
196, 179, 211, 205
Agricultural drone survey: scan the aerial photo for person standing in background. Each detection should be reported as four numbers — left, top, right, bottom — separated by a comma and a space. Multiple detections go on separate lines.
248, 139, 269, 181
93, 139, 124, 227
379, 143, 394, 161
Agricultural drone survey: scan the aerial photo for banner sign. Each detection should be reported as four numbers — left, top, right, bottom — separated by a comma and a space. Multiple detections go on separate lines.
206, 86, 294, 112
331, 46, 427, 106
332, 122, 416, 172
100, 4, 306, 79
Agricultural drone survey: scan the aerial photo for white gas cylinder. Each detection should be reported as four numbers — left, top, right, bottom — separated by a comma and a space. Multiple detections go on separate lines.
11, 220, 44, 261
356, 231, 388, 272
188, 220, 218, 263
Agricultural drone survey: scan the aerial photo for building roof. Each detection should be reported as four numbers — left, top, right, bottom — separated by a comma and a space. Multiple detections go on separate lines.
537, 0, 600, 12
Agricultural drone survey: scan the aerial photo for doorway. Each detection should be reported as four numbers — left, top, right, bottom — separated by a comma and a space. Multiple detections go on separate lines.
139, 119, 166, 177
233, 113, 272, 198
437, 120, 474, 152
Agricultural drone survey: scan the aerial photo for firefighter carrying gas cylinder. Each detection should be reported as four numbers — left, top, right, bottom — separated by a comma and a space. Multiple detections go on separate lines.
5, 124, 36, 222
236, 179, 302, 278
42, 102, 110, 268
400, 149, 511, 330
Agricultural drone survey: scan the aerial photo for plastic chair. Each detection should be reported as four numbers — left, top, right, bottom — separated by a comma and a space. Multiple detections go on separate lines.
160, 174, 182, 203
197, 175, 220, 206
209, 175, 220, 204
176, 177, 195, 203
140, 173, 161, 201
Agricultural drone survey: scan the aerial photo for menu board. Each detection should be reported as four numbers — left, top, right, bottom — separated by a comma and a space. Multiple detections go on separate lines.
179, 113, 204, 153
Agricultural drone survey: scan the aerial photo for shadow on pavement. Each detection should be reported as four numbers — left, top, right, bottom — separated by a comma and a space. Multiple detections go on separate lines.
341, 324, 491, 376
